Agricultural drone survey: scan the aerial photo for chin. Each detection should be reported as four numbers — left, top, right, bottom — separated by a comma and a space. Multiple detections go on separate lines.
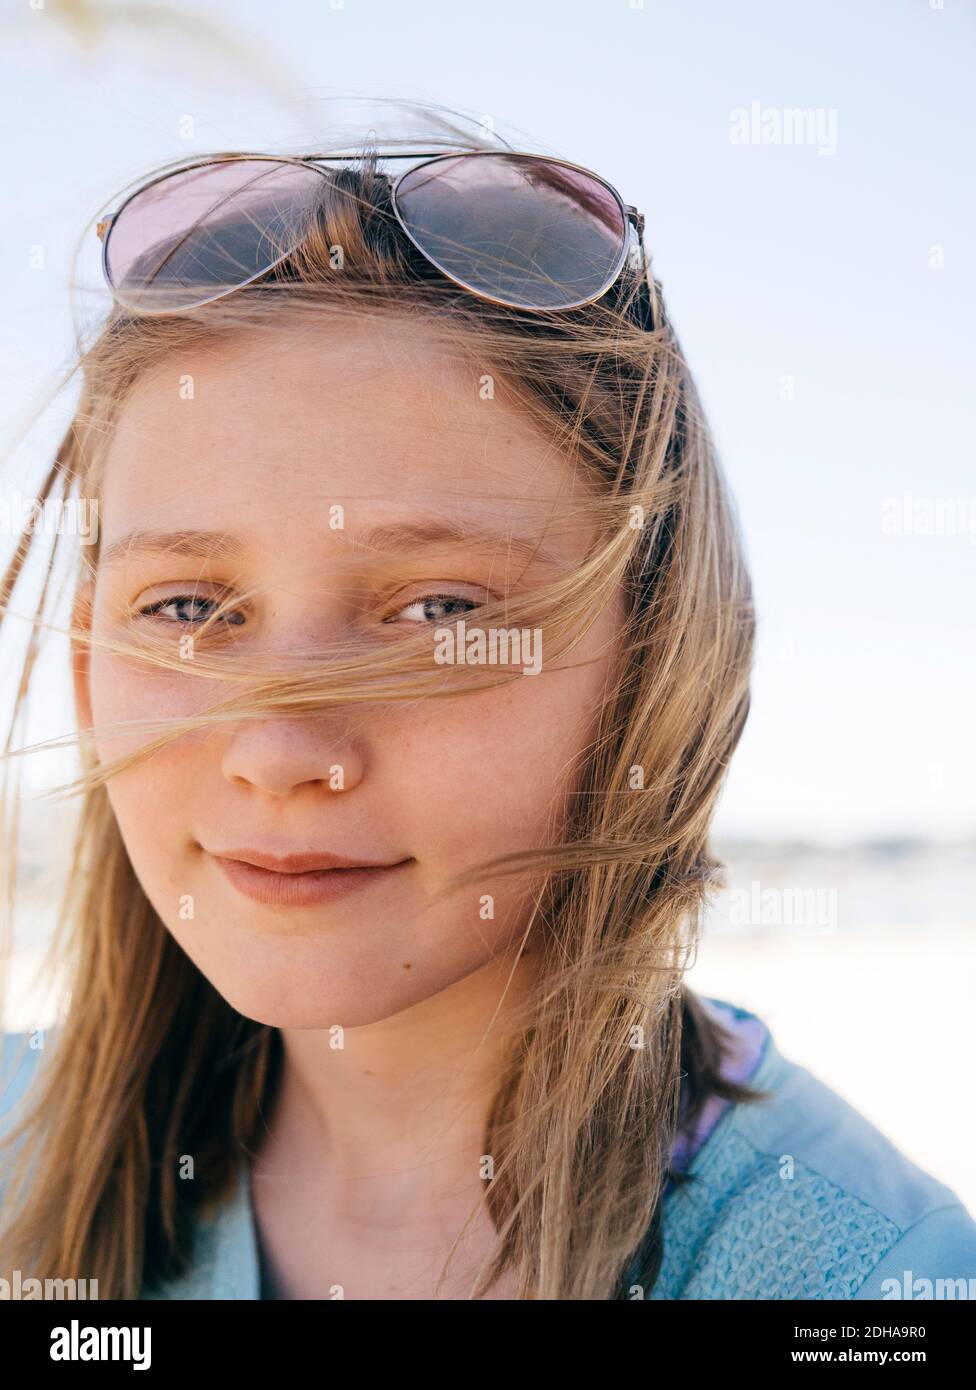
164, 917, 492, 1030
204, 963, 457, 1032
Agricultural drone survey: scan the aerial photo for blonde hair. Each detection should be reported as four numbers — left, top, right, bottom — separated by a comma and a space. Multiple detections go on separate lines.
0, 104, 764, 1299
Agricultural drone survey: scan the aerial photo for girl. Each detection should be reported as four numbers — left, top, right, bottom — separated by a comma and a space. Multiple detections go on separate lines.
2, 107, 974, 1301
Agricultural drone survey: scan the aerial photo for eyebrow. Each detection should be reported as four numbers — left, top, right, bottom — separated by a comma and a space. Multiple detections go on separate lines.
99, 529, 247, 569
98, 519, 567, 571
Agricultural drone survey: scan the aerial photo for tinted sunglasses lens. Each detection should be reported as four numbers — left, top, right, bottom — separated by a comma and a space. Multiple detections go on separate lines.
393, 154, 627, 310
104, 159, 327, 311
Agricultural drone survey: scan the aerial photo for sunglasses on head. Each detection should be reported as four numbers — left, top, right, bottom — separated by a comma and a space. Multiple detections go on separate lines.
95, 149, 652, 323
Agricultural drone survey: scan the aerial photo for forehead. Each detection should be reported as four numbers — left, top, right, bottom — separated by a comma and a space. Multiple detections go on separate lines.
97, 317, 596, 558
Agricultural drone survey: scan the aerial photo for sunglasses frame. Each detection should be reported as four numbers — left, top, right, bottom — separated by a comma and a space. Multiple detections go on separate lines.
95, 149, 649, 317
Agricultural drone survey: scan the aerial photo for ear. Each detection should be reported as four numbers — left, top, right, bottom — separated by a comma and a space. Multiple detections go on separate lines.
71, 580, 94, 733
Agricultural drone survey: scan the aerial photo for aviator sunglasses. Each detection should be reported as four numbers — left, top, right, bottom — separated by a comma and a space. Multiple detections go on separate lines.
95, 149, 652, 321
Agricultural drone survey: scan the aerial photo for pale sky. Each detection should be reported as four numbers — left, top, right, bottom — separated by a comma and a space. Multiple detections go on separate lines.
1, 0, 973, 841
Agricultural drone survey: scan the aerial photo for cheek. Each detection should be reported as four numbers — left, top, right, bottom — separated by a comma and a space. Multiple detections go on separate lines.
89, 653, 214, 857
89, 639, 214, 748
392, 655, 607, 860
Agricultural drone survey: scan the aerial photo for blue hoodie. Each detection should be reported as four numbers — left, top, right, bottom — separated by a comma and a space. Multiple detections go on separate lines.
2, 998, 975, 1300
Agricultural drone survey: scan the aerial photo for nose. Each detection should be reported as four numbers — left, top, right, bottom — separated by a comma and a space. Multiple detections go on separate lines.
220, 713, 366, 797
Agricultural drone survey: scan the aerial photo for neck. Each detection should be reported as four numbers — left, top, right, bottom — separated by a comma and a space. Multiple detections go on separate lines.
251, 948, 539, 1230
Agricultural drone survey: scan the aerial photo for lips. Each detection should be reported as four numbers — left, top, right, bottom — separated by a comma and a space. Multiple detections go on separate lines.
212, 847, 406, 874
203, 845, 413, 908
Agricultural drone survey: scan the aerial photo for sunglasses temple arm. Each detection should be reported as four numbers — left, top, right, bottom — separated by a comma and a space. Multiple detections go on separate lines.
624, 208, 646, 262
623, 212, 657, 332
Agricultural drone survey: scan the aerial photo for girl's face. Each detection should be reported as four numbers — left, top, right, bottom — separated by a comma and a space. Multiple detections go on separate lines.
75, 318, 627, 1028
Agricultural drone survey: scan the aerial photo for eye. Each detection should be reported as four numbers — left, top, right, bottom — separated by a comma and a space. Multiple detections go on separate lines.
384, 592, 484, 625
137, 593, 246, 627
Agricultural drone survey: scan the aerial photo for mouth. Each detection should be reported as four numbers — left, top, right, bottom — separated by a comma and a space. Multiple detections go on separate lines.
203, 847, 414, 908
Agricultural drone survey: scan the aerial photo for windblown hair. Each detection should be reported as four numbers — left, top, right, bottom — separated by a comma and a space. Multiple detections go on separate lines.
0, 103, 766, 1300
